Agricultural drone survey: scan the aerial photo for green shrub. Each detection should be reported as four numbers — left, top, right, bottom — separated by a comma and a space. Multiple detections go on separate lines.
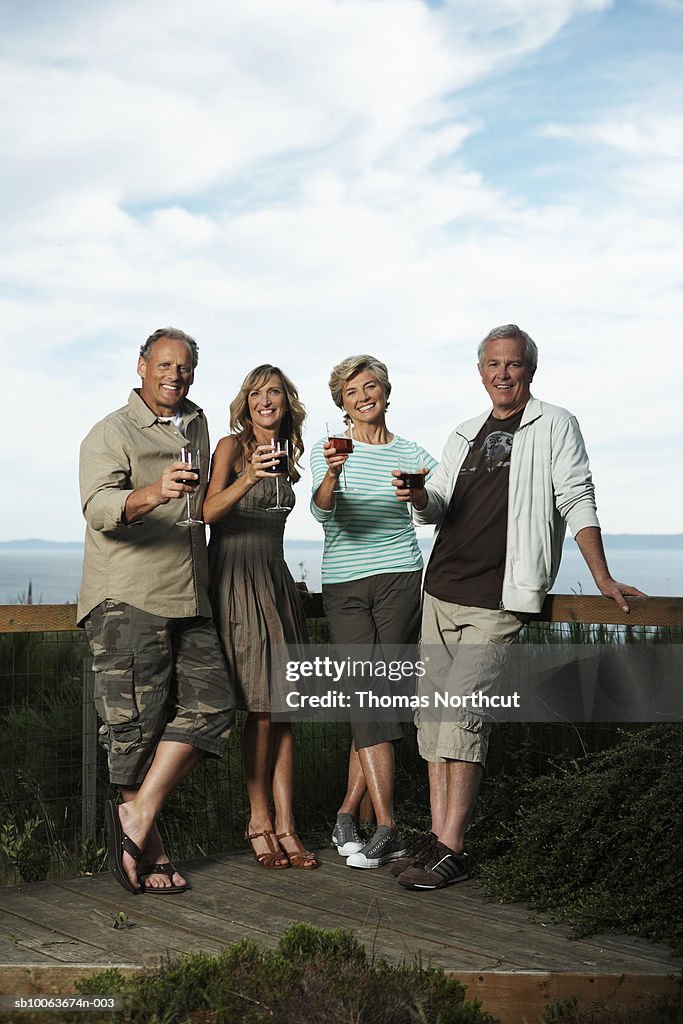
68, 923, 495, 1024
478, 724, 683, 952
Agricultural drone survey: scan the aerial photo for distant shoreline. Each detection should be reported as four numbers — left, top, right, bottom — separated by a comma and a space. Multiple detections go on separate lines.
2, 535, 683, 551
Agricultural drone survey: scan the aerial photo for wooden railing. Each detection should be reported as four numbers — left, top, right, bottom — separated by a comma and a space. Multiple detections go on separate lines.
1, 594, 682, 632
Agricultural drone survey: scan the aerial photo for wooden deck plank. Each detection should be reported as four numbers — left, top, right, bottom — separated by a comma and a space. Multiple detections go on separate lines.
56, 867, 495, 971
200, 854, 681, 973
1, 851, 679, 978
0, 915, 101, 966
0, 886, 227, 964
55, 875, 324, 953
1, 854, 680, 981
194, 859, 578, 970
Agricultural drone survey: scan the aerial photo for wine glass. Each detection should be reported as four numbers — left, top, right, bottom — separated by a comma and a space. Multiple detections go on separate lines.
398, 455, 426, 524
265, 438, 292, 513
326, 421, 355, 493
176, 446, 203, 526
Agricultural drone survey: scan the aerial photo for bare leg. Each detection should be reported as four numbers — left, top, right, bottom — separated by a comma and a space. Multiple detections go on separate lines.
243, 713, 287, 866
337, 742, 368, 817
271, 722, 317, 867
357, 742, 395, 828
436, 760, 482, 854
117, 740, 204, 890
427, 761, 448, 836
271, 722, 295, 833
119, 791, 178, 892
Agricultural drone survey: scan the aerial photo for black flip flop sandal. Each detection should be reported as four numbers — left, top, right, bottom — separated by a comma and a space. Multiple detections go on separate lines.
104, 799, 142, 895
138, 862, 190, 894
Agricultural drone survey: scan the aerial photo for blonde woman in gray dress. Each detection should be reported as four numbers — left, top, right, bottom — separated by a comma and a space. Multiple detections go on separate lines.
204, 365, 318, 869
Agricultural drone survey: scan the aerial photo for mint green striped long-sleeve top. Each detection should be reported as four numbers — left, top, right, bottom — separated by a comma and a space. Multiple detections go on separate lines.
310, 435, 437, 585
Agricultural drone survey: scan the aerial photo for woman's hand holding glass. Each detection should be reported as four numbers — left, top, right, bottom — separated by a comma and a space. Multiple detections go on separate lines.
324, 422, 357, 493
248, 443, 285, 483
322, 438, 350, 478
248, 439, 291, 512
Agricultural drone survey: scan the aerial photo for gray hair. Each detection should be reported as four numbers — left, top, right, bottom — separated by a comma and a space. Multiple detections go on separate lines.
477, 325, 537, 376
139, 327, 199, 369
328, 354, 392, 414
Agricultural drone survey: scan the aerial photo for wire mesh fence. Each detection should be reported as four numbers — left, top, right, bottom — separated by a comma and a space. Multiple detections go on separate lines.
1, 604, 680, 885
0, 620, 352, 885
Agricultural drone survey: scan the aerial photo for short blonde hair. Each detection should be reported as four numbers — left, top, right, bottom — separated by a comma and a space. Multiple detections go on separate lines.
328, 355, 392, 422
229, 365, 306, 482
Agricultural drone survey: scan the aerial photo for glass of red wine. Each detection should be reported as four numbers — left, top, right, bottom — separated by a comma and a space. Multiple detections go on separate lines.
176, 446, 203, 526
398, 455, 425, 524
326, 422, 355, 493
265, 438, 291, 513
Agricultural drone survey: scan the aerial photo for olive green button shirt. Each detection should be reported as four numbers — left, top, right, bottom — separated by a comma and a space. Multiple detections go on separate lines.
77, 389, 211, 625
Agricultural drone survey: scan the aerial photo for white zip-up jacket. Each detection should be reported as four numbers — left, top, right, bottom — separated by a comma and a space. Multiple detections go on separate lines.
414, 396, 600, 614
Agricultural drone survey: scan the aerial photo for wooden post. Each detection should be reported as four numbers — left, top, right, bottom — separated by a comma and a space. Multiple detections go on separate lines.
80, 656, 97, 844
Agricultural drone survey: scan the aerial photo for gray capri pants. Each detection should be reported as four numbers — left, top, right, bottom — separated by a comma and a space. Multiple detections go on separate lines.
322, 570, 422, 749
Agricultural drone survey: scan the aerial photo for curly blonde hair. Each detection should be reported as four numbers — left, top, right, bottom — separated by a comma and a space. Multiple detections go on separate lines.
328, 355, 391, 424
229, 365, 306, 482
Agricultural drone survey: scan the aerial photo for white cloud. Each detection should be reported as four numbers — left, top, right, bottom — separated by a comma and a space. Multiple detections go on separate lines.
541, 107, 683, 208
3, 0, 682, 544
543, 113, 683, 159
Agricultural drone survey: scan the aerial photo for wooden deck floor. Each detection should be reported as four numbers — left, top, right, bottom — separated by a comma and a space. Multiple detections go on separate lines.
1, 851, 681, 1022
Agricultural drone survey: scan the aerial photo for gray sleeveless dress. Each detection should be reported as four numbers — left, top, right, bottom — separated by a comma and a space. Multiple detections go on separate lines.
208, 471, 309, 712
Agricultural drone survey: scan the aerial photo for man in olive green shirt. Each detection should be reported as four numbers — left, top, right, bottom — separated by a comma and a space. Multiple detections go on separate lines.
79, 327, 235, 895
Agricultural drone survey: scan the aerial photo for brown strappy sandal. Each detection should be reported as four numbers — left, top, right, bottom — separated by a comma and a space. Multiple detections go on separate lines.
245, 829, 290, 869
277, 831, 320, 869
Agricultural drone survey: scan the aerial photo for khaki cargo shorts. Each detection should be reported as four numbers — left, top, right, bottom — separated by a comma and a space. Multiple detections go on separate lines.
416, 594, 525, 766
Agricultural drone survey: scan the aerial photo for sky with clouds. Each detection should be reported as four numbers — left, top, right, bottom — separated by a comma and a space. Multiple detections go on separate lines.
3, 0, 682, 544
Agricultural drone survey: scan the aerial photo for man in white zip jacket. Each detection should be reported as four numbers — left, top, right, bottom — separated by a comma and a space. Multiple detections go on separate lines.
391, 324, 643, 892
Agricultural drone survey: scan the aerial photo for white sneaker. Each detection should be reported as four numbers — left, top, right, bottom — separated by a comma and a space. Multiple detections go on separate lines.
331, 813, 364, 856
346, 825, 407, 869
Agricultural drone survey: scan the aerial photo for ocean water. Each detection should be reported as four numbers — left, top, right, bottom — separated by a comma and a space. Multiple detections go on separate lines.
1, 540, 682, 605
1, 550, 83, 605
289, 540, 683, 599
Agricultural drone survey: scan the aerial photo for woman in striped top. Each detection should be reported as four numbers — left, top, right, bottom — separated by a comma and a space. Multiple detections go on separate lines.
311, 355, 436, 870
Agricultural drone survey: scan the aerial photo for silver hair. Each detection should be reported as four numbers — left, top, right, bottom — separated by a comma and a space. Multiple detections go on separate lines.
477, 325, 537, 376
139, 327, 199, 369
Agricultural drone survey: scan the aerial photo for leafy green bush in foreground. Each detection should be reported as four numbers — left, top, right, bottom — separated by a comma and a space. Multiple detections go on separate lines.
478, 724, 683, 952
69, 924, 494, 1024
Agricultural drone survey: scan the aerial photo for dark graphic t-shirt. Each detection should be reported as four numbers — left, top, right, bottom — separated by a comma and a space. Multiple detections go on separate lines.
425, 408, 524, 609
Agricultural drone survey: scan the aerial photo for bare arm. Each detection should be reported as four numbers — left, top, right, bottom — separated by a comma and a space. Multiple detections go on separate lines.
575, 526, 646, 613
203, 436, 279, 524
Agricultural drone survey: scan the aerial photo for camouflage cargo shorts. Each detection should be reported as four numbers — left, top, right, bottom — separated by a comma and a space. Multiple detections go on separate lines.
84, 599, 235, 786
